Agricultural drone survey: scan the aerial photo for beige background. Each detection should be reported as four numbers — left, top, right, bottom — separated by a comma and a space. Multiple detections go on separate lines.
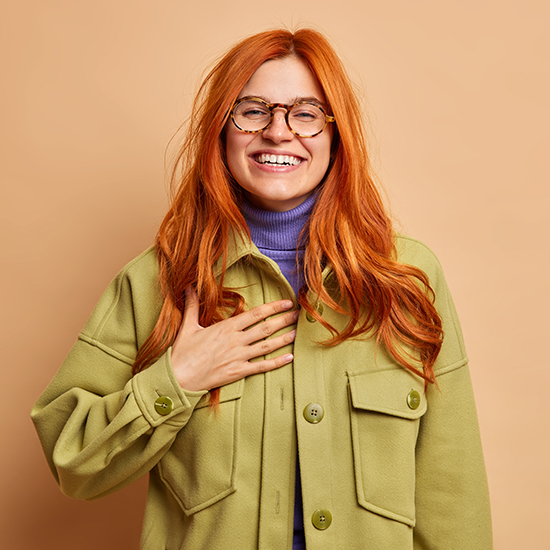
1, 0, 549, 548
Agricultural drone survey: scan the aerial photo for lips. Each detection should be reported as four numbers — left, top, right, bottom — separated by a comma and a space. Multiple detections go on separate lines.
253, 153, 303, 166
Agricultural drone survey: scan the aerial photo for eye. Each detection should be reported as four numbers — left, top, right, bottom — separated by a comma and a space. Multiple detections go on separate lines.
243, 108, 268, 118
290, 104, 323, 122
236, 101, 270, 119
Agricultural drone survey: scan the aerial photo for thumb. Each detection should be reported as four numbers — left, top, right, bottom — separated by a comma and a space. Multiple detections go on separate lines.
181, 286, 201, 329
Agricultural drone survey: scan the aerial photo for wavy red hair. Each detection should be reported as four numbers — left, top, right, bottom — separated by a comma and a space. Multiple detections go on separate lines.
132, 29, 443, 403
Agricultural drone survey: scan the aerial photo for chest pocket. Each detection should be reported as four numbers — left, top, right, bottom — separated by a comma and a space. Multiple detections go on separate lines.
158, 379, 244, 515
347, 369, 427, 527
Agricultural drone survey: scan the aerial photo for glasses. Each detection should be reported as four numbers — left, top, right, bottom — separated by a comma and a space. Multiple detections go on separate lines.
230, 97, 335, 138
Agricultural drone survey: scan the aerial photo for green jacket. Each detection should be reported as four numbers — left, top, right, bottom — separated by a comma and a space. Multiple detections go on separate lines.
32, 234, 492, 549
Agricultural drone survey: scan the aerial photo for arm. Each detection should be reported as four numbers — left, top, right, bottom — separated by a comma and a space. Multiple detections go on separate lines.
414, 359, 492, 549
31, 249, 209, 499
397, 237, 493, 550
398, 237, 493, 548
32, 343, 206, 500
31, 248, 298, 500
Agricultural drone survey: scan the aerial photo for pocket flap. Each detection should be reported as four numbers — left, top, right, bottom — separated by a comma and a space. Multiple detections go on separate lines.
194, 378, 245, 410
348, 369, 427, 419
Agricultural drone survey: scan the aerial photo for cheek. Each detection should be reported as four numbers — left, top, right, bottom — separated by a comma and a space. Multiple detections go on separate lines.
225, 130, 250, 175
312, 137, 333, 174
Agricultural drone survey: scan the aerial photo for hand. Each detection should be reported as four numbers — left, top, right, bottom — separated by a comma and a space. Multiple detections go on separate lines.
171, 287, 298, 391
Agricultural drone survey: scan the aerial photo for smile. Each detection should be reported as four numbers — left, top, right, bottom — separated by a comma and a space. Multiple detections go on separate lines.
254, 153, 302, 166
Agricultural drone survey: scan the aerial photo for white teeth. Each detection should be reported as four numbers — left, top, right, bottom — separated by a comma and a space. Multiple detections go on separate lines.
256, 153, 301, 166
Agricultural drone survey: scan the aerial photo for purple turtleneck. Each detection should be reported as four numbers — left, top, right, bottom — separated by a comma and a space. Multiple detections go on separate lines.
241, 195, 315, 296
241, 194, 315, 550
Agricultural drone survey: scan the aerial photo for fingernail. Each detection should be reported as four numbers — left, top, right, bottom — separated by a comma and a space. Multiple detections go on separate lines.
283, 354, 294, 363
293, 311, 300, 320
281, 300, 293, 309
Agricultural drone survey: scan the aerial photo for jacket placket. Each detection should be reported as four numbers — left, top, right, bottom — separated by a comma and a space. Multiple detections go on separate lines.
255, 261, 299, 550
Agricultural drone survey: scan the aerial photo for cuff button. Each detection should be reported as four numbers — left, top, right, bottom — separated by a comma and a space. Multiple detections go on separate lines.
154, 396, 174, 415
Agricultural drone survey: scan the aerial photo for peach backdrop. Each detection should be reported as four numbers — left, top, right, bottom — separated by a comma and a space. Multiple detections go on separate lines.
2, 0, 549, 548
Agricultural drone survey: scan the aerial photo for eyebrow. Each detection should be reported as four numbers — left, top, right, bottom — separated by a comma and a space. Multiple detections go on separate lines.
238, 94, 328, 109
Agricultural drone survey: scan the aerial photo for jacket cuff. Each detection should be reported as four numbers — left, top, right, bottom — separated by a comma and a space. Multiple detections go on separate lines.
132, 348, 207, 427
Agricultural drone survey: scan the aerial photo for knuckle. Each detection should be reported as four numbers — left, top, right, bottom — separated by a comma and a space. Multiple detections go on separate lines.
225, 365, 241, 381
261, 322, 273, 336
260, 341, 271, 354
251, 307, 264, 321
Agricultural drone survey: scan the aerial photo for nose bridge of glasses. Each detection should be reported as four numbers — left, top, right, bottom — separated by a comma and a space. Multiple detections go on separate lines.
270, 104, 290, 124
270, 102, 290, 115
265, 104, 293, 134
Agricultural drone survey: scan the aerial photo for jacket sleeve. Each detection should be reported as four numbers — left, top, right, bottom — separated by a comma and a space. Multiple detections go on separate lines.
399, 237, 493, 549
31, 249, 207, 500
414, 361, 492, 549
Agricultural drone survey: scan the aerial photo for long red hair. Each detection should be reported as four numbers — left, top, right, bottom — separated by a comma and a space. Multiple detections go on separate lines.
132, 29, 443, 402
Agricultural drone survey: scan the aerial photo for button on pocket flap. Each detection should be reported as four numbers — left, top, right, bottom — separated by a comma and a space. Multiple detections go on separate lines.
194, 378, 245, 410
348, 369, 427, 419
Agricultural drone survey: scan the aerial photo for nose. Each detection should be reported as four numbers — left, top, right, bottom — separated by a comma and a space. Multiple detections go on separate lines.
262, 109, 294, 143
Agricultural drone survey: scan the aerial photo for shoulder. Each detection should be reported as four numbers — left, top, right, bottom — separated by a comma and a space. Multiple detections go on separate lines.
118, 246, 160, 283
395, 234, 443, 279
394, 234, 450, 300
395, 234, 468, 372
394, 233, 438, 260
80, 247, 163, 359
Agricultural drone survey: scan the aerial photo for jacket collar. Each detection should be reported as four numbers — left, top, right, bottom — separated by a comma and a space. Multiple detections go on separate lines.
213, 227, 334, 287
212, 228, 276, 277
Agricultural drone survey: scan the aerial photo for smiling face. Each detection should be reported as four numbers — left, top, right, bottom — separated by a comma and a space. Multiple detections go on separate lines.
225, 56, 333, 212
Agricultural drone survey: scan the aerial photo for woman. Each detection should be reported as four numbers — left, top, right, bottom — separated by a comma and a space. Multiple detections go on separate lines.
32, 29, 492, 549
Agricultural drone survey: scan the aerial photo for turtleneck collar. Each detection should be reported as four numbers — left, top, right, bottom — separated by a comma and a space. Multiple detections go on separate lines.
240, 193, 316, 252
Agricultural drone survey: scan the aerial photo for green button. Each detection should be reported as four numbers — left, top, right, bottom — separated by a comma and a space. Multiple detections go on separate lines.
306, 302, 324, 323
154, 396, 173, 416
407, 390, 421, 410
303, 403, 324, 424
312, 508, 332, 530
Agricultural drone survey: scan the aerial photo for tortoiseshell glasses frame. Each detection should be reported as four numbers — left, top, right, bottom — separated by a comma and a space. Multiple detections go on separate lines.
230, 97, 336, 138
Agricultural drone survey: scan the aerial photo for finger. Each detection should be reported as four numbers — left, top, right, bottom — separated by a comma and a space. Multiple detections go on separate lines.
233, 299, 295, 331
245, 352, 295, 376
245, 329, 297, 360
182, 286, 201, 329
241, 309, 300, 345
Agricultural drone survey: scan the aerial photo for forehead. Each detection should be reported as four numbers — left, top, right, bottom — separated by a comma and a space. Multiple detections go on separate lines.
237, 57, 326, 104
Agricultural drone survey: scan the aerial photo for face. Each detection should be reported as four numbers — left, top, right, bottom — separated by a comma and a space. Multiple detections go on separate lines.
225, 56, 333, 212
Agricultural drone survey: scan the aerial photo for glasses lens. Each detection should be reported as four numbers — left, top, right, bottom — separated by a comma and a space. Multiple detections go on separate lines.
288, 103, 326, 136
233, 100, 271, 132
